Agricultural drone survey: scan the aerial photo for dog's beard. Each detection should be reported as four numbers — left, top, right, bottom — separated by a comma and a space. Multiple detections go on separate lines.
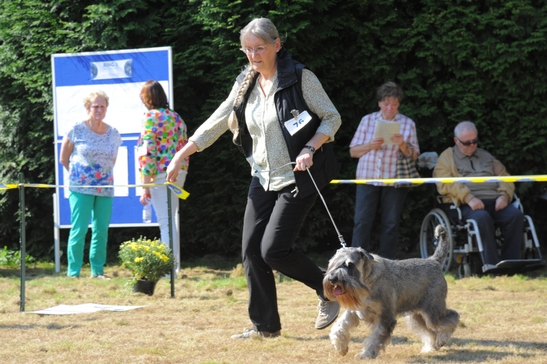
323, 279, 369, 311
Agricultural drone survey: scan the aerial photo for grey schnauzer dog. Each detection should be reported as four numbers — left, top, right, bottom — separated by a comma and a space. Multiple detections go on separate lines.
323, 225, 459, 359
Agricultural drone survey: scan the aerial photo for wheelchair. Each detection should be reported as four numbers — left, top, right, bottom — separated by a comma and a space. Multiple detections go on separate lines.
420, 195, 546, 278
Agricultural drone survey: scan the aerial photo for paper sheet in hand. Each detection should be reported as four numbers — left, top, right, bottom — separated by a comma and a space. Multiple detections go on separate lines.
374, 121, 400, 145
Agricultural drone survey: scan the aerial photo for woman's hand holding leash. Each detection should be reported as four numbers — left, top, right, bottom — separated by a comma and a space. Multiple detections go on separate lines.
294, 133, 329, 172
294, 148, 314, 171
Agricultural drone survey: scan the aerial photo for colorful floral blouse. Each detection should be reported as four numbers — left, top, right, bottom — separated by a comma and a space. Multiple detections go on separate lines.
66, 121, 121, 197
137, 108, 189, 177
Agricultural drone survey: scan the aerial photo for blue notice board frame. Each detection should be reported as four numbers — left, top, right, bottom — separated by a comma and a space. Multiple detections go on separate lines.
52, 47, 173, 227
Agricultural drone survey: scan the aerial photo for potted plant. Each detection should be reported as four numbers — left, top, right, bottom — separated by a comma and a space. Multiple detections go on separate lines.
118, 237, 175, 295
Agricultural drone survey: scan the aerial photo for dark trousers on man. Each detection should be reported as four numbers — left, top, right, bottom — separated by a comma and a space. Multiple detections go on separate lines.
441, 199, 524, 266
241, 177, 324, 333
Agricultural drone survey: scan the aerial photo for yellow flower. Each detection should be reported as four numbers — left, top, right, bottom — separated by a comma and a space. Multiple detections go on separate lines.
119, 237, 175, 282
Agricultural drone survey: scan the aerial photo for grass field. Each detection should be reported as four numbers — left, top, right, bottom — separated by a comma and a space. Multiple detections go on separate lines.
1, 255, 546, 364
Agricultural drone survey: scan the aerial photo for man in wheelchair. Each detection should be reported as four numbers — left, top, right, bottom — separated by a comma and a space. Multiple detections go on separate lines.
433, 121, 525, 273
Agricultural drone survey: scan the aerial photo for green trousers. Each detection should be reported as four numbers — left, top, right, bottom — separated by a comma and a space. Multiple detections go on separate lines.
67, 191, 113, 277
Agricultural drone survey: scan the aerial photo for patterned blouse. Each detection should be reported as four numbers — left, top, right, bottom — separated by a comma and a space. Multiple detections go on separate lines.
66, 121, 121, 197
190, 68, 341, 192
137, 108, 189, 177
350, 111, 420, 184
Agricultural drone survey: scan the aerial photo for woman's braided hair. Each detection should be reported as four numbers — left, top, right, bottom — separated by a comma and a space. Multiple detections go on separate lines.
228, 18, 281, 142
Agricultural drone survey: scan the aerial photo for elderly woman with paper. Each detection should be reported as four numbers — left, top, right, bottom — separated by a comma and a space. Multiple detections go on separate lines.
349, 81, 420, 259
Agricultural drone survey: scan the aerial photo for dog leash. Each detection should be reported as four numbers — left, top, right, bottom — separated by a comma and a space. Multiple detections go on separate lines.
304, 167, 347, 248
257, 162, 348, 248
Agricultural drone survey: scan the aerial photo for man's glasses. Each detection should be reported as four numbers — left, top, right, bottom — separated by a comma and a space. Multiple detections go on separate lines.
457, 138, 479, 146
240, 46, 267, 55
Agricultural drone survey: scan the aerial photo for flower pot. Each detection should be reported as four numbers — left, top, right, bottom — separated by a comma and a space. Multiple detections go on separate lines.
133, 279, 157, 295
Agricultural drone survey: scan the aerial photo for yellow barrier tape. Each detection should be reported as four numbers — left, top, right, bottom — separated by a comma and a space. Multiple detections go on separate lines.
331, 175, 547, 185
0, 183, 18, 190
0, 183, 190, 200
25, 183, 57, 188
3, 175, 546, 193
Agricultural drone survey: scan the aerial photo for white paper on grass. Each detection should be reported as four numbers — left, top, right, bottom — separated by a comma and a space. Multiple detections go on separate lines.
26, 303, 145, 315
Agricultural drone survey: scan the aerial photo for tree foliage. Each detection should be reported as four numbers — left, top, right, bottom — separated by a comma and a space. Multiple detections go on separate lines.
1, 0, 546, 261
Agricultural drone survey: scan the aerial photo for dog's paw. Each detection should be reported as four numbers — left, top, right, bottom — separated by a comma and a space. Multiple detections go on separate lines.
358, 348, 379, 359
330, 323, 351, 356
420, 344, 436, 353
330, 334, 349, 356
435, 331, 453, 349
331, 340, 349, 356
331, 336, 349, 356
338, 345, 349, 356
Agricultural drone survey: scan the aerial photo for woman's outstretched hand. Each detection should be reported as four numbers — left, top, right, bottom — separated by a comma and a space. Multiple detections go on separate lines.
167, 140, 198, 182
166, 159, 182, 182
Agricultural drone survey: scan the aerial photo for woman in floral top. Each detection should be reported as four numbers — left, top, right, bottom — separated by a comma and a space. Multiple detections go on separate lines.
60, 90, 121, 279
137, 80, 189, 272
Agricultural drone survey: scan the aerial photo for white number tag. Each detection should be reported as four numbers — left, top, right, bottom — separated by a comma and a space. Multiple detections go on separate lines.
284, 110, 312, 136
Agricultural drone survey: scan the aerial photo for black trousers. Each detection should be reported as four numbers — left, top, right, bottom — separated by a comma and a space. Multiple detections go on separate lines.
242, 177, 324, 332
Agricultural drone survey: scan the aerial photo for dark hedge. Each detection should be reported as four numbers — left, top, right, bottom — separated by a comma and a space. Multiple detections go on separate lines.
1, 0, 546, 262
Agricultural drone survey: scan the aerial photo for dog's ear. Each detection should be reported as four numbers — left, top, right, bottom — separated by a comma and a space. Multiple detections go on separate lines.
357, 248, 376, 263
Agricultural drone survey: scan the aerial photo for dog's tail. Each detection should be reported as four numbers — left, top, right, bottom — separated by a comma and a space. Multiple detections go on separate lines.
430, 225, 449, 266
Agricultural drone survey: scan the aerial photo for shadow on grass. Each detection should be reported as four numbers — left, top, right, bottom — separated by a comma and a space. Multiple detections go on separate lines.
0, 323, 82, 330
345, 335, 547, 363
410, 340, 545, 363
310, 334, 546, 362
0, 267, 60, 280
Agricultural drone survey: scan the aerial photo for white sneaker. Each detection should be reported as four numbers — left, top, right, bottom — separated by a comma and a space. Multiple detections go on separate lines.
90, 274, 111, 280
315, 298, 340, 329
231, 328, 280, 339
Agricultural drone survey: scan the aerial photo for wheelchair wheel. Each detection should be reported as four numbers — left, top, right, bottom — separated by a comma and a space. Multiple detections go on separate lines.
420, 208, 454, 272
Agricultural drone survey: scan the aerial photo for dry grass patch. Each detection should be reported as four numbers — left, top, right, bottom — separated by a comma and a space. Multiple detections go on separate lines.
0, 261, 546, 363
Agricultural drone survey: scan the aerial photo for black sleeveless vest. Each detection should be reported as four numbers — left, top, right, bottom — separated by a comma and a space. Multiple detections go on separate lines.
233, 49, 339, 198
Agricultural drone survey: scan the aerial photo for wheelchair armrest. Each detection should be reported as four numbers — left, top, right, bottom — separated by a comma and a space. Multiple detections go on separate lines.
512, 194, 524, 213
435, 195, 444, 205
450, 204, 464, 223
436, 195, 464, 224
